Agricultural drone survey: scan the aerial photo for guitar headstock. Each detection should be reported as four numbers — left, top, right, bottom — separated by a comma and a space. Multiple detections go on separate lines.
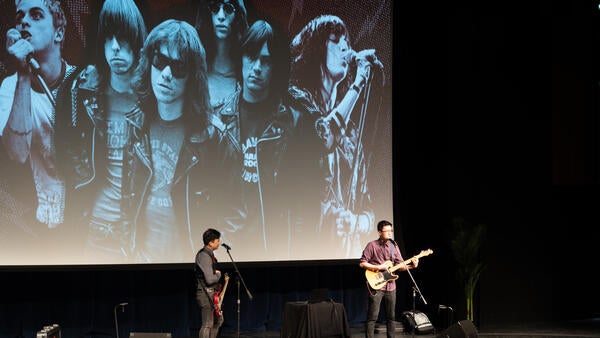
419, 249, 433, 257
223, 273, 229, 281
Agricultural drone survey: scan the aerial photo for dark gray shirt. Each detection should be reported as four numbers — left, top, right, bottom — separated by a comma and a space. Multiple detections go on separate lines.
195, 247, 220, 288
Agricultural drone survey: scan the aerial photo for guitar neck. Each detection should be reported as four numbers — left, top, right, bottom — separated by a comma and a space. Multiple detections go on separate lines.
388, 258, 413, 273
218, 276, 229, 305
388, 251, 431, 273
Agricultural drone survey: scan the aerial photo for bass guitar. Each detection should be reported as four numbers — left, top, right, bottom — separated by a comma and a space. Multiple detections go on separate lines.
213, 273, 229, 317
365, 249, 433, 290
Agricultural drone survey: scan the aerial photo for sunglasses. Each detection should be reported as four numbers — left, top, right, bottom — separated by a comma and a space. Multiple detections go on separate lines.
209, 2, 236, 15
151, 51, 187, 79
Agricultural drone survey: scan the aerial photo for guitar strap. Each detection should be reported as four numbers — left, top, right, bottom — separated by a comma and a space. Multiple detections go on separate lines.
389, 241, 394, 261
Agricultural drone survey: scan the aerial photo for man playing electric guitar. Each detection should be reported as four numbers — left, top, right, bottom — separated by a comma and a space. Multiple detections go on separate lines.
195, 228, 225, 338
360, 220, 419, 338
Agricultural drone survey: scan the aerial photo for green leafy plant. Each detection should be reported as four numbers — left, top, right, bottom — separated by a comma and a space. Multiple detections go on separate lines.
449, 217, 486, 322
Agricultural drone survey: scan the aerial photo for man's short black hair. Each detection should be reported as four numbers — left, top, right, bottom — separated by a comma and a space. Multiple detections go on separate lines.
203, 228, 221, 245
377, 220, 392, 232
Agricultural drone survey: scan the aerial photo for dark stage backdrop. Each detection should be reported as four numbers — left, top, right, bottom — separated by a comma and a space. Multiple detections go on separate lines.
1, 263, 420, 337
0, 0, 393, 265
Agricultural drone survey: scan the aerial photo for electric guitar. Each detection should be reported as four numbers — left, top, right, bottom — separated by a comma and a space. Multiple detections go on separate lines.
213, 273, 229, 317
365, 249, 433, 290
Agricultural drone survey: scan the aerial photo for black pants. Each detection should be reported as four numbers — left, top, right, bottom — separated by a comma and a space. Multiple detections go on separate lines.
366, 288, 396, 338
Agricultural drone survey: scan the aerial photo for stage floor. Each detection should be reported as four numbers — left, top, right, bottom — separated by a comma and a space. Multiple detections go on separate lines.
218, 318, 600, 337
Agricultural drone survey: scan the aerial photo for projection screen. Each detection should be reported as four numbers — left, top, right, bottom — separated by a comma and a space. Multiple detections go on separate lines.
0, 0, 393, 265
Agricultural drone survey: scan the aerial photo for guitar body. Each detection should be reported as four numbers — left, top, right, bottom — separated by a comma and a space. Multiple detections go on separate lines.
213, 288, 221, 316
365, 260, 398, 290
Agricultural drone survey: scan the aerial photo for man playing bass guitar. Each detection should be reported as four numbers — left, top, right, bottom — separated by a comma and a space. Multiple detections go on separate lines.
359, 220, 419, 338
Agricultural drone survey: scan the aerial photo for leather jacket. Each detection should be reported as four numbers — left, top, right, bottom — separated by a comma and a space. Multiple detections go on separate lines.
124, 103, 215, 256
283, 86, 374, 258
209, 90, 293, 251
55, 65, 145, 253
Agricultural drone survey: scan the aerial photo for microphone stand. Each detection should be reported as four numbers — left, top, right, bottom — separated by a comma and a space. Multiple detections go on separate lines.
224, 247, 253, 338
405, 267, 427, 338
113, 302, 127, 338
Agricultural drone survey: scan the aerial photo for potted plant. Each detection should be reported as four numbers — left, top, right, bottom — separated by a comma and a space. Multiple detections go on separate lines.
449, 217, 486, 322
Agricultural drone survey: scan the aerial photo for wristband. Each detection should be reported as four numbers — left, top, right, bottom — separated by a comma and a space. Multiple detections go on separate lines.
7, 125, 32, 136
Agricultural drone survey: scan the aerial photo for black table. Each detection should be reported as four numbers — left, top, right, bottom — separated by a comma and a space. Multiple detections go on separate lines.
280, 300, 351, 338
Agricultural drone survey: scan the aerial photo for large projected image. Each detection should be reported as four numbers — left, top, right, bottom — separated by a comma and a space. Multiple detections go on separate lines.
0, 0, 393, 265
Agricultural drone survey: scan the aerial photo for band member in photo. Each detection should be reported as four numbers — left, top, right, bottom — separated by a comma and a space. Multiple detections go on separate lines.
194, 228, 225, 338
0, 0, 78, 232
285, 14, 382, 258
128, 19, 212, 262
209, 19, 291, 256
57, 0, 147, 262
195, 0, 248, 109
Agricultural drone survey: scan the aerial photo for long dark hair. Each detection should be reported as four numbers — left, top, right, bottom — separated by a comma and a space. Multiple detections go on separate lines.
241, 20, 289, 103
96, 0, 147, 89
194, 0, 248, 80
132, 19, 211, 134
290, 15, 350, 99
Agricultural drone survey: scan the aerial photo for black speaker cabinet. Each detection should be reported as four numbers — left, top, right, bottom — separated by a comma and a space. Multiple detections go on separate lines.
129, 333, 172, 338
437, 320, 478, 338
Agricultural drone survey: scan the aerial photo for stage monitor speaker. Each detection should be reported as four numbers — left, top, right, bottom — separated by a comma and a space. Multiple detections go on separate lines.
129, 333, 172, 338
402, 310, 434, 334
436, 320, 478, 338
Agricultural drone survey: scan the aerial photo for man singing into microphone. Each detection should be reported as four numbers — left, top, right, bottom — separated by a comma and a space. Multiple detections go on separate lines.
0, 0, 77, 230
360, 220, 418, 338
285, 14, 381, 258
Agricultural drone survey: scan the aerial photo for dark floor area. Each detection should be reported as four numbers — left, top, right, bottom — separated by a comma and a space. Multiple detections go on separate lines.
216, 319, 600, 338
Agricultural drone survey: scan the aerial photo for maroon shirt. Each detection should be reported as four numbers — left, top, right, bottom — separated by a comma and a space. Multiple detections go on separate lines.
360, 239, 404, 291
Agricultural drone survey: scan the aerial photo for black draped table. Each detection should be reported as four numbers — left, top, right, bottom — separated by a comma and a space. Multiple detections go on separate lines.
280, 300, 351, 337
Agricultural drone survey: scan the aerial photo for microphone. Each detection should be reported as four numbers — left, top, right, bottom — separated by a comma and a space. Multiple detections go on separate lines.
221, 243, 232, 250
27, 55, 41, 73
7, 29, 40, 73
7, 28, 55, 106
20, 30, 41, 73
119, 302, 128, 312
350, 48, 385, 86
351, 49, 382, 69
